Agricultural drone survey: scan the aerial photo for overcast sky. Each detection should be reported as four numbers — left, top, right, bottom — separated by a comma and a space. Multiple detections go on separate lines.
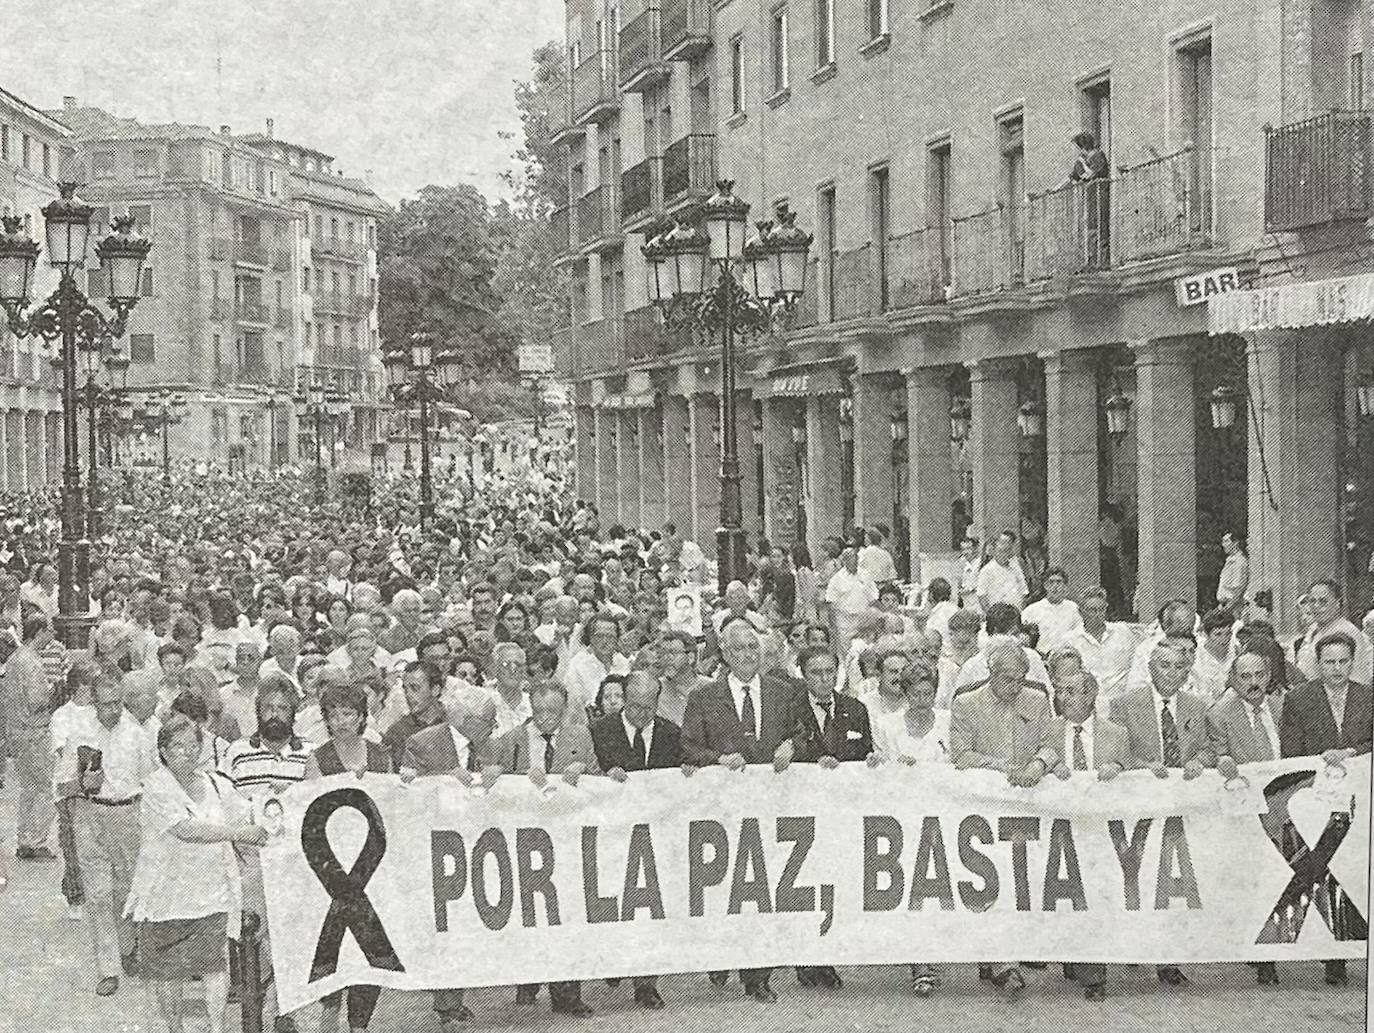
0, 0, 563, 205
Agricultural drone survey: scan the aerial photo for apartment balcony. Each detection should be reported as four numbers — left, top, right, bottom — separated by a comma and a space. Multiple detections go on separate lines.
573, 51, 620, 125
832, 245, 878, 321
577, 186, 623, 253
551, 204, 576, 263
233, 240, 269, 267
235, 300, 271, 325
1265, 110, 1373, 233
623, 304, 692, 361
548, 79, 582, 145
233, 362, 273, 386
620, 7, 669, 93
313, 236, 367, 262
887, 226, 950, 309
621, 156, 662, 231
580, 316, 625, 376
1023, 180, 1112, 282
951, 205, 1023, 296
1114, 146, 1214, 264
663, 133, 717, 210
661, 0, 711, 60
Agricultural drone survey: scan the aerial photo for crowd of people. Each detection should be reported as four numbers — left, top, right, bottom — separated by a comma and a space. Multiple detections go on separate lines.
0, 462, 1370, 1033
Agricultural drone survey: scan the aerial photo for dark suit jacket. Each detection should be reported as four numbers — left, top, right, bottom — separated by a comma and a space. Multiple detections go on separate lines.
1206, 692, 1284, 764
1108, 685, 1215, 768
790, 691, 873, 763
490, 720, 602, 775
681, 671, 802, 766
590, 714, 682, 772
400, 722, 499, 775
1048, 713, 1134, 770
1278, 680, 1373, 759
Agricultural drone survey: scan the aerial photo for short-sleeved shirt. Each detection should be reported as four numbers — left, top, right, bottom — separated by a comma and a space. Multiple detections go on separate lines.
218, 734, 312, 800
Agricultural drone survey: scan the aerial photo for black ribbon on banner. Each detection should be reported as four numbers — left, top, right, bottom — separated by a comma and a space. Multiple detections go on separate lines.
302, 787, 406, 982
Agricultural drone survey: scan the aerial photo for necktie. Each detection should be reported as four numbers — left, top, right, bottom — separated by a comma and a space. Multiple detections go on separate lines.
740, 683, 757, 742
1072, 724, 1088, 771
632, 725, 647, 769
1251, 703, 1274, 761
465, 744, 481, 773
1160, 700, 1181, 767
819, 699, 833, 740
543, 732, 556, 772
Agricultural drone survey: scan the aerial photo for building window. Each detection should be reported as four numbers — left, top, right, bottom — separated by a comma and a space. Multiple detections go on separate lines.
41, 143, 51, 178
212, 334, 222, 378
269, 170, 278, 195
92, 151, 115, 179
0, 125, 8, 161
816, 0, 835, 69
927, 140, 952, 286
212, 407, 228, 447
21, 134, 30, 169
368, 224, 376, 248
130, 334, 155, 363
770, 8, 790, 95
302, 266, 310, 292
1082, 76, 1111, 158
819, 185, 837, 319
133, 149, 157, 178
866, 0, 888, 39
999, 114, 1026, 283
730, 34, 745, 114
330, 217, 339, 238
315, 214, 324, 238
870, 165, 890, 310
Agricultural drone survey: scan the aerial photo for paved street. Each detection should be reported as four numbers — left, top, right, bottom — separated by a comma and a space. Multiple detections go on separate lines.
1, 772, 1365, 1033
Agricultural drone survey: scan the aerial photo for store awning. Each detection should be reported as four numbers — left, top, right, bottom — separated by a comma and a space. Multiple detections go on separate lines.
596, 391, 657, 410
759, 364, 847, 398
1209, 271, 1374, 334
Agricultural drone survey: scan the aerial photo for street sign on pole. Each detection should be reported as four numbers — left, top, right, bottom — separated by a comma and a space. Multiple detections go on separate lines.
518, 341, 554, 374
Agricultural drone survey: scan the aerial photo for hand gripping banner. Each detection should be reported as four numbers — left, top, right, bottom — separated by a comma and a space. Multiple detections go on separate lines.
261, 756, 1369, 1012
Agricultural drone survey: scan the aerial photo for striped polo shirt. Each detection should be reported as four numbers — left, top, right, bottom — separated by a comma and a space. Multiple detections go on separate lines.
218, 733, 312, 799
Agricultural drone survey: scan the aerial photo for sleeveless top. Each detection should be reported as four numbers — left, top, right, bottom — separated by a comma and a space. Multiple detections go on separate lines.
314, 739, 392, 776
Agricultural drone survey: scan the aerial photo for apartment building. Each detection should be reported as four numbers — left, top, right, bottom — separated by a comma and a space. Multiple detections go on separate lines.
240, 125, 389, 458
0, 85, 75, 492
553, 0, 1374, 628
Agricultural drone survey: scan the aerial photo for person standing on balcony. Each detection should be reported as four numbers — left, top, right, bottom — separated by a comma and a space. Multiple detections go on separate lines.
1063, 132, 1111, 266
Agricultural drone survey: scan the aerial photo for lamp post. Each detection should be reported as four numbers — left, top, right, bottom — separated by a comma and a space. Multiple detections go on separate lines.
0, 186, 151, 647
295, 382, 328, 506
383, 331, 461, 530
642, 184, 812, 594
147, 392, 188, 485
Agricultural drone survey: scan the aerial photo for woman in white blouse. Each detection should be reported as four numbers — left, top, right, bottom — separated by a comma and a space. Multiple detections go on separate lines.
126, 714, 266, 1033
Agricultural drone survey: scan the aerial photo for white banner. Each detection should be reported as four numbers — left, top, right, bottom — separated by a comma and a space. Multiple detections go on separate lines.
1208, 271, 1374, 333
261, 756, 1370, 1011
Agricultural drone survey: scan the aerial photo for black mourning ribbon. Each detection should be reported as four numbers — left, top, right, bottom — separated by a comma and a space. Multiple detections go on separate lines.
1256, 771, 1368, 945
302, 787, 406, 982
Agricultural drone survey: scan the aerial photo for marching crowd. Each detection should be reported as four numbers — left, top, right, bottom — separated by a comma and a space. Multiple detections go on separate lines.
0, 463, 1371, 1033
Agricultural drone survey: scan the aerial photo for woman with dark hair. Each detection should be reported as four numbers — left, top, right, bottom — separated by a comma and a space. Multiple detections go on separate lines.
322, 595, 352, 638
791, 543, 818, 625
495, 600, 533, 645
590, 672, 628, 722
199, 593, 245, 677
126, 714, 265, 1033
290, 586, 320, 630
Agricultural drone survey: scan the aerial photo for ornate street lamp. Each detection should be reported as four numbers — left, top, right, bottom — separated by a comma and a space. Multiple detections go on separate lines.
949, 396, 972, 443
411, 331, 436, 527
1357, 370, 1374, 420
1210, 384, 1240, 430
1018, 397, 1044, 439
889, 411, 908, 444
0, 186, 151, 647
1104, 383, 1132, 443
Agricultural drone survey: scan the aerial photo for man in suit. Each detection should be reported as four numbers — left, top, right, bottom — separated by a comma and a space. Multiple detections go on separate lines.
1211, 647, 1286, 986
399, 686, 502, 1031
1278, 630, 1373, 987
590, 670, 681, 1010
775, 644, 875, 989
493, 680, 600, 1016
681, 619, 803, 1003
1108, 636, 1215, 987
1046, 666, 1132, 1000
949, 640, 1058, 996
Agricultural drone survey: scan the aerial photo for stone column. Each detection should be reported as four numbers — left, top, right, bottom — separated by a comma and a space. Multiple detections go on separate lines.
8, 410, 25, 491
27, 411, 44, 490
1245, 329, 1343, 634
967, 359, 1021, 546
761, 397, 801, 547
0, 406, 7, 493
639, 404, 665, 532
617, 409, 641, 529
1043, 349, 1102, 590
805, 393, 843, 561
853, 374, 896, 531
574, 405, 596, 503
906, 367, 955, 583
689, 393, 720, 554
594, 407, 616, 523
1133, 337, 1197, 617
661, 395, 692, 538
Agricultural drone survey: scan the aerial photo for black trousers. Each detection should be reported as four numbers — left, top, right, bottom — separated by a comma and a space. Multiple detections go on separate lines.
323, 985, 380, 1028
518, 981, 583, 1006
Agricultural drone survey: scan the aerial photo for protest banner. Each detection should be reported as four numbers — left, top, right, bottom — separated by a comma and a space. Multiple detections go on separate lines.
262, 755, 1370, 1011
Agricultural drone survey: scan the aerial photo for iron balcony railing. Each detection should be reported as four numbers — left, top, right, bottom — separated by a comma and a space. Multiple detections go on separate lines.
887, 226, 949, 307
547, 78, 573, 135
235, 300, 271, 324
580, 316, 625, 375
832, 244, 877, 320
573, 50, 618, 122
1024, 179, 1112, 281
661, 0, 711, 59
951, 205, 1022, 295
233, 240, 269, 266
619, 7, 665, 89
313, 236, 367, 261
1114, 145, 1214, 263
235, 362, 273, 386
621, 156, 662, 225
663, 134, 717, 205
576, 185, 618, 246
551, 204, 574, 256
1265, 110, 1373, 232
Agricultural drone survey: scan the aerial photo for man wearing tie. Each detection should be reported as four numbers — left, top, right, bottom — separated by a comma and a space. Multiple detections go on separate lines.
399, 686, 503, 1031
1108, 636, 1215, 987
1278, 630, 1372, 987
681, 619, 803, 1002
1046, 667, 1132, 1000
590, 671, 682, 1010
490, 680, 601, 1015
775, 645, 875, 989
1211, 647, 1285, 985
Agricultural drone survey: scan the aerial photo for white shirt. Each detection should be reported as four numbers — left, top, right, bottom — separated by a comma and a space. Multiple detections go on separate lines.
1245, 698, 1280, 758
954, 641, 1050, 692
1063, 718, 1095, 770
1295, 619, 1373, 687
56, 711, 158, 801
1068, 623, 1138, 700
563, 650, 630, 712
449, 727, 476, 771
526, 723, 558, 771
976, 559, 1028, 608
727, 672, 762, 738
925, 600, 959, 652
491, 687, 533, 737
1193, 639, 1236, 701
858, 545, 897, 584
621, 712, 654, 761
825, 567, 878, 616
871, 707, 950, 762
1021, 598, 1084, 653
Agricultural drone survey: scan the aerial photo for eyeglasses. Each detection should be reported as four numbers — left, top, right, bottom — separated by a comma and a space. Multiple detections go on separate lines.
163, 741, 198, 756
